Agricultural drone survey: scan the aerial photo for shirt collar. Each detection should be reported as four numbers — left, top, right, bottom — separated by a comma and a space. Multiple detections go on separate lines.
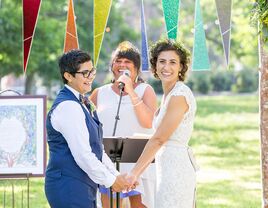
65, 84, 81, 100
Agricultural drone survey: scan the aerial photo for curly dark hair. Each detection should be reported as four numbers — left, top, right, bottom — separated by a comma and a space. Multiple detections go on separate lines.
149, 38, 190, 81
58, 49, 91, 84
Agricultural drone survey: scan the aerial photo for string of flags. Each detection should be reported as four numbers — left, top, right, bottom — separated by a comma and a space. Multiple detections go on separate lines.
23, 0, 232, 73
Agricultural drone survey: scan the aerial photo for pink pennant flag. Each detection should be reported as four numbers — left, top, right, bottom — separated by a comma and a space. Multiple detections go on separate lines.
63, 0, 79, 53
23, 0, 42, 73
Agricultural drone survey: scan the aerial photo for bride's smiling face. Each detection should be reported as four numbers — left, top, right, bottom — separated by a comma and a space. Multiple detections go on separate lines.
156, 50, 182, 84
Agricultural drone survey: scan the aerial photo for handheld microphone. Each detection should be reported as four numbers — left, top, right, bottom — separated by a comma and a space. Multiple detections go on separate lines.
118, 70, 131, 90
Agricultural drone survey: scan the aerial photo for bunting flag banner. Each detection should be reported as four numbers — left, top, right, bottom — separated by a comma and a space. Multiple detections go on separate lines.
63, 0, 79, 53
94, 0, 112, 66
162, 0, 180, 39
215, 0, 232, 67
141, 0, 149, 72
23, 0, 42, 73
192, 0, 210, 71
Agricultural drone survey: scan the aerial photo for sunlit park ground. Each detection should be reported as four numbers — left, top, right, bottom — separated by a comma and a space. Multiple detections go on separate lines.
0, 94, 261, 208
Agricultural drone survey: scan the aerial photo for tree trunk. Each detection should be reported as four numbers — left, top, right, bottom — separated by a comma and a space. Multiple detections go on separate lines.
260, 35, 268, 208
24, 73, 35, 94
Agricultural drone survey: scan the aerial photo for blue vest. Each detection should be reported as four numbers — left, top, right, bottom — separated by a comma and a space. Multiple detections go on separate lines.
45, 87, 103, 189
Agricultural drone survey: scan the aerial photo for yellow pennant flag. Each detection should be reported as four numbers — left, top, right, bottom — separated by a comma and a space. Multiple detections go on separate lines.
64, 0, 79, 53
94, 0, 112, 66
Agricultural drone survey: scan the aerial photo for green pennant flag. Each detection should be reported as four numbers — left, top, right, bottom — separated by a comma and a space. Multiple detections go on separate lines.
162, 0, 180, 39
192, 0, 210, 71
94, 0, 112, 66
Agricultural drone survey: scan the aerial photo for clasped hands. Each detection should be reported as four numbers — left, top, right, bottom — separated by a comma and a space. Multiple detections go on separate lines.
111, 173, 138, 193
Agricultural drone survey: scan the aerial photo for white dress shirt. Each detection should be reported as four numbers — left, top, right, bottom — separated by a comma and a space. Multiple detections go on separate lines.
51, 85, 119, 188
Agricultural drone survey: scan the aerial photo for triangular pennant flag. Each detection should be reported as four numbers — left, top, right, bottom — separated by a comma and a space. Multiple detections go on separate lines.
64, 0, 79, 53
215, 0, 232, 67
23, 0, 42, 73
141, 0, 149, 72
162, 0, 180, 39
94, 0, 112, 66
192, 0, 210, 71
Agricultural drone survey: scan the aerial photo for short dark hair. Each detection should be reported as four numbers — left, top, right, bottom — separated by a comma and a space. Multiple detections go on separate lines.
111, 41, 141, 72
58, 49, 91, 84
149, 38, 190, 81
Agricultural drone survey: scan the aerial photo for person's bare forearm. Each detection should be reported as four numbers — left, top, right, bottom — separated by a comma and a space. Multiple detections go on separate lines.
128, 91, 156, 128
133, 102, 154, 128
131, 137, 163, 177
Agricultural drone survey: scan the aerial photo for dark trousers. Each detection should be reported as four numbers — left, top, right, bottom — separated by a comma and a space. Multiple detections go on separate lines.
45, 175, 97, 208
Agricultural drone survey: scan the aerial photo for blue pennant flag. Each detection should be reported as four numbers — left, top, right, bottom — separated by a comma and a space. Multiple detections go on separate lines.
141, 0, 149, 71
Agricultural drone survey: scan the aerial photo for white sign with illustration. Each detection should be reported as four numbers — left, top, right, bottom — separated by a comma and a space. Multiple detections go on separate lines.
0, 96, 46, 176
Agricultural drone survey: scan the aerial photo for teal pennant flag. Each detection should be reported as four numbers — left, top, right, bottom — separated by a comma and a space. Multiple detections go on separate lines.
162, 0, 180, 39
192, 0, 210, 71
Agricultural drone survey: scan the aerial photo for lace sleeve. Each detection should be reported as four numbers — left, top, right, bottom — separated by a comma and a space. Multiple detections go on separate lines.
169, 84, 196, 117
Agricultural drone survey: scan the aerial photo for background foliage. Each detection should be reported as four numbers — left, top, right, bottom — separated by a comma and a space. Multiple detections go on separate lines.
250, 0, 268, 41
0, 0, 259, 95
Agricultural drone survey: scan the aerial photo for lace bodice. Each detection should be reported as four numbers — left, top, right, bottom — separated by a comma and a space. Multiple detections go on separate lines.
153, 81, 196, 146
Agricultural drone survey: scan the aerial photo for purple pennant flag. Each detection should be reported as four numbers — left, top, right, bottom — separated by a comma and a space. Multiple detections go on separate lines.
141, 0, 149, 72
215, 0, 232, 67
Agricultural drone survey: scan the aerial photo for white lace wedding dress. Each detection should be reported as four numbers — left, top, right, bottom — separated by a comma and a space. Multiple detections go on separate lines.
153, 81, 197, 208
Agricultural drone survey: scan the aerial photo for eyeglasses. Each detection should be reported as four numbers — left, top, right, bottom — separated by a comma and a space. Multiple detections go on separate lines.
74, 68, 96, 78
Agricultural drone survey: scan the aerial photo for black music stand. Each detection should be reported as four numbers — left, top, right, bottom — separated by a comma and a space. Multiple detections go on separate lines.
102, 137, 149, 208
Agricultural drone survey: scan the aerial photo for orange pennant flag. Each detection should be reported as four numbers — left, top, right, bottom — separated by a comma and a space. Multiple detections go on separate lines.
64, 0, 79, 53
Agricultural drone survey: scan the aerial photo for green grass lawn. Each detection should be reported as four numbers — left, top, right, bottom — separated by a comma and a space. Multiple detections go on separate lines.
191, 94, 261, 208
0, 94, 261, 208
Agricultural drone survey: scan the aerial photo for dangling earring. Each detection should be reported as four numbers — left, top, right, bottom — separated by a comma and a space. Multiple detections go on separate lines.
178, 72, 182, 80
135, 76, 139, 83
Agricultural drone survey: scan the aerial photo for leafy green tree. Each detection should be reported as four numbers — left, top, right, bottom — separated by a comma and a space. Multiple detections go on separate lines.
192, 72, 212, 94
0, 0, 22, 76
210, 69, 235, 91
97, 1, 140, 72
0, 0, 141, 93
231, 69, 258, 93
0, 0, 67, 93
